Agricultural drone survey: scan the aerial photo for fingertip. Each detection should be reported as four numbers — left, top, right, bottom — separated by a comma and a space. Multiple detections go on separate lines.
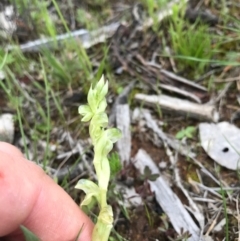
0, 151, 42, 236
0, 142, 94, 241
0, 142, 23, 158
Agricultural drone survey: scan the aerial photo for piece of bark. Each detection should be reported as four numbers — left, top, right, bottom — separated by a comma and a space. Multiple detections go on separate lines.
135, 93, 219, 122
7, 22, 120, 52
116, 104, 131, 164
133, 149, 204, 241
109, 81, 135, 126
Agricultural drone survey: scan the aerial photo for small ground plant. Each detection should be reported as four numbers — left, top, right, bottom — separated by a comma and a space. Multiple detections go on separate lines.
169, 3, 214, 75
75, 75, 122, 241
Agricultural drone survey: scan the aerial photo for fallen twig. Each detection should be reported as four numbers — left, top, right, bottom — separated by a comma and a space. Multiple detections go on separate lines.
135, 93, 219, 122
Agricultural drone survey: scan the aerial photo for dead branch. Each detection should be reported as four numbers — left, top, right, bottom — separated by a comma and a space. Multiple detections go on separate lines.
135, 93, 219, 122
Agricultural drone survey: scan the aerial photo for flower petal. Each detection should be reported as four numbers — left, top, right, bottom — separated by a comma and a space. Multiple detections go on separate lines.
75, 179, 100, 205
98, 99, 107, 113
87, 85, 97, 112
105, 128, 122, 143
78, 104, 91, 115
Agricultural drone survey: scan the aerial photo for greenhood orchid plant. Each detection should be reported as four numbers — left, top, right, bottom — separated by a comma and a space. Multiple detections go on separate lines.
75, 75, 122, 241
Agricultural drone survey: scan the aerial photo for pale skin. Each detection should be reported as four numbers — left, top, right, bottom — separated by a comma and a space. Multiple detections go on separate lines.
0, 142, 94, 241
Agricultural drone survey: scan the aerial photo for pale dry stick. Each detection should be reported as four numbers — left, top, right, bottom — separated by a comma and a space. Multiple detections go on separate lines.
196, 169, 203, 188
160, 69, 207, 91
135, 93, 219, 122
199, 167, 221, 186
135, 54, 202, 103
67, 171, 88, 187
7, 22, 120, 52
76, 142, 96, 179
149, 51, 161, 67
193, 182, 223, 199
131, 3, 143, 23
66, 132, 96, 179
192, 197, 217, 203
164, 46, 178, 73
159, 83, 202, 103
211, 187, 240, 192
212, 218, 226, 233
7, 72, 36, 103
52, 129, 94, 181
195, 69, 218, 84
57, 154, 72, 170
214, 82, 233, 103
56, 146, 79, 160
164, 141, 205, 230
146, 61, 162, 69
188, 176, 201, 194
142, 56, 207, 93
205, 209, 222, 236
214, 76, 240, 83
207, 202, 220, 215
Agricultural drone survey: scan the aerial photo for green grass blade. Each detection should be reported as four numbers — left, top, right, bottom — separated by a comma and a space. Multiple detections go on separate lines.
20, 225, 40, 241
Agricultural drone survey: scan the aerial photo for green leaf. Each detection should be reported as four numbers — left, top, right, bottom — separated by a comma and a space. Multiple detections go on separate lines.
144, 166, 152, 177
101, 139, 113, 157
81, 112, 93, 122
78, 104, 92, 116
20, 226, 40, 241
175, 126, 196, 140
78, 105, 93, 122
185, 126, 196, 137
109, 152, 122, 178
95, 75, 105, 94
148, 174, 160, 182
98, 98, 107, 113
98, 80, 108, 103
75, 179, 99, 193
95, 59, 106, 82
175, 130, 185, 139
90, 126, 104, 144
91, 112, 108, 128
95, 76, 108, 104
140, 166, 159, 181
105, 128, 122, 143
87, 85, 97, 112
75, 179, 100, 205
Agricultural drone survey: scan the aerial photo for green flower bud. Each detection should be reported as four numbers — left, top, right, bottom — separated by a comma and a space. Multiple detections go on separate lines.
78, 105, 93, 122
